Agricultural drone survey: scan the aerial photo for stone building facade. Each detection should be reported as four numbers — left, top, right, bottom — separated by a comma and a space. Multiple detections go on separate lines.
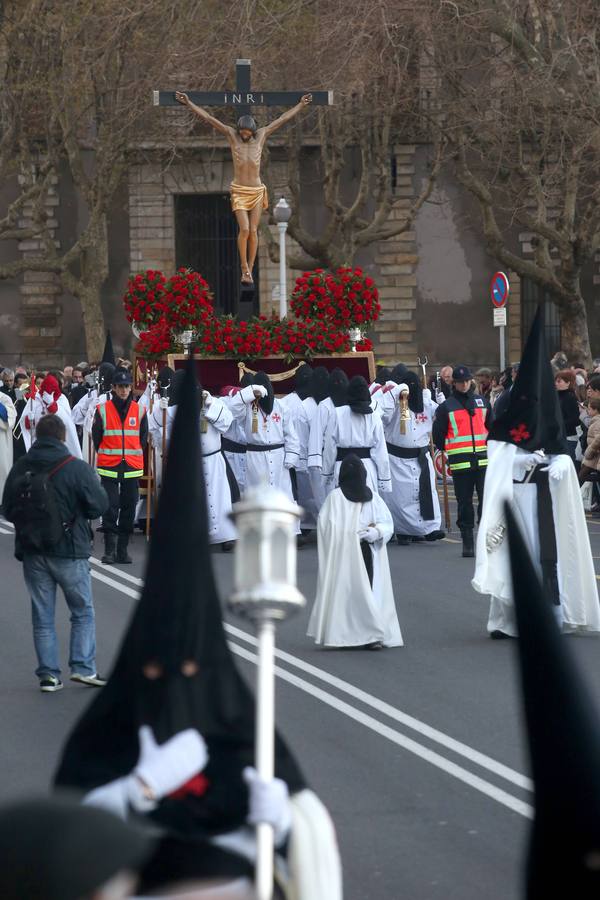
0, 141, 599, 371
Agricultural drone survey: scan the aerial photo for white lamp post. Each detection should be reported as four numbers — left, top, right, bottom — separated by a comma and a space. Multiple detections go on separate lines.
228, 484, 305, 900
273, 197, 291, 319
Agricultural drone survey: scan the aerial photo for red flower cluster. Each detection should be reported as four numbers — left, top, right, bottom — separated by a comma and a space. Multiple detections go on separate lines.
194, 315, 352, 360
290, 266, 381, 329
135, 317, 173, 359
123, 268, 213, 331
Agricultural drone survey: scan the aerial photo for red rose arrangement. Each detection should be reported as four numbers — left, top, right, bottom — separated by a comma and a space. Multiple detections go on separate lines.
290, 266, 380, 329
123, 268, 213, 331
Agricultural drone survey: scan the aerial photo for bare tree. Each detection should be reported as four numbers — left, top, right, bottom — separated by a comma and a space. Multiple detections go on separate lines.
427, 0, 600, 364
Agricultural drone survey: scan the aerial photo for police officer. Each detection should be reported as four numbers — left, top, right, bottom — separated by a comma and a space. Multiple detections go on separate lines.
92, 369, 147, 565
432, 365, 492, 558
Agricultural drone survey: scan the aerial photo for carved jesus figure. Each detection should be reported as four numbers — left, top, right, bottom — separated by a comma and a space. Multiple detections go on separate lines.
175, 91, 313, 285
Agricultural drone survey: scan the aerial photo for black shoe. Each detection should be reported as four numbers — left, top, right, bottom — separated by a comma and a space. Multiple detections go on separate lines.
221, 541, 235, 553
101, 533, 116, 564
425, 530, 446, 542
365, 641, 384, 650
39, 675, 63, 693
489, 630, 514, 640
70, 672, 107, 687
396, 534, 411, 546
461, 528, 475, 558
116, 535, 132, 564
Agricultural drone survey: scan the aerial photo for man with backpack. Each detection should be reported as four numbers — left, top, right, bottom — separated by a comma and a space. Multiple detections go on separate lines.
1, 414, 109, 693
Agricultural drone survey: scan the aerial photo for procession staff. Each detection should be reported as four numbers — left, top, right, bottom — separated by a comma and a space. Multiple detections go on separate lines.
55, 362, 341, 899
432, 365, 492, 558
308, 454, 402, 650
379, 371, 444, 545
322, 375, 391, 497
435, 370, 452, 531
473, 305, 600, 638
92, 369, 147, 565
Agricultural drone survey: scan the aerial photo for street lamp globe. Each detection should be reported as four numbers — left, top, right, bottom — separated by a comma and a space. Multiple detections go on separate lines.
273, 196, 292, 223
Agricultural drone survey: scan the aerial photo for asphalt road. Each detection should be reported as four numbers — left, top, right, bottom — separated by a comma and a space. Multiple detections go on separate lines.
1, 503, 600, 900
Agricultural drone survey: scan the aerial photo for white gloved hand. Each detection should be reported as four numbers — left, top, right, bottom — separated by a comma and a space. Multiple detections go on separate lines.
159, 397, 168, 410
253, 385, 267, 399
202, 390, 212, 408
435, 391, 445, 404
422, 388, 432, 402
134, 725, 209, 800
358, 526, 381, 544
42, 391, 54, 406
243, 766, 292, 846
542, 454, 572, 482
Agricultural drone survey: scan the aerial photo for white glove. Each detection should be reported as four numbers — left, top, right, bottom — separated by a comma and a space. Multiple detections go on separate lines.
435, 391, 445, 404
358, 526, 381, 543
542, 454, 572, 482
134, 725, 209, 800
202, 390, 212, 408
243, 766, 292, 846
253, 385, 267, 399
159, 396, 168, 410
42, 391, 54, 406
422, 388, 432, 402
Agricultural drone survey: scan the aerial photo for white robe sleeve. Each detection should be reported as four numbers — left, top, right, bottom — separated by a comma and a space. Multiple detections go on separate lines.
371, 414, 391, 492
282, 403, 300, 470
71, 391, 93, 426
0, 393, 16, 431
321, 409, 339, 478
228, 384, 256, 422
204, 396, 233, 434
308, 402, 330, 469
83, 775, 157, 819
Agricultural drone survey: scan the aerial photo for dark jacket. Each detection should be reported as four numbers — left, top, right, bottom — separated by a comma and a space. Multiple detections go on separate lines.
2, 437, 108, 560
557, 388, 580, 438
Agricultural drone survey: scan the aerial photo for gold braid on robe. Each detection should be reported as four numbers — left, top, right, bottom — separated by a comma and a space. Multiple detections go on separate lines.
230, 181, 269, 212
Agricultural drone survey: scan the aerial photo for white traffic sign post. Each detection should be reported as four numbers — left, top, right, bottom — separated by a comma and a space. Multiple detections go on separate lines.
491, 271, 509, 371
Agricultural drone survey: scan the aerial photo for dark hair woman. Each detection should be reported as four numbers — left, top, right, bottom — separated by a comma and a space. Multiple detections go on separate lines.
555, 369, 580, 460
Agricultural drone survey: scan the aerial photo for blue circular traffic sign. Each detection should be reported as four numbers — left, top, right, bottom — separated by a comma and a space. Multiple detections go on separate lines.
491, 271, 509, 308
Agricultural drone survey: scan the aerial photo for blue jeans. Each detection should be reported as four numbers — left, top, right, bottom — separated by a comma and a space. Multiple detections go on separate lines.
22, 555, 97, 679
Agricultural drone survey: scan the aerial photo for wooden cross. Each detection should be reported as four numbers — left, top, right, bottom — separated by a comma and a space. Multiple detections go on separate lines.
153, 58, 333, 117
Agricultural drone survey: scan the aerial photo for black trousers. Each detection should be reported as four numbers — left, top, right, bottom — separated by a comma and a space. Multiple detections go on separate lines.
100, 476, 140, 535
453, 467, 486, 531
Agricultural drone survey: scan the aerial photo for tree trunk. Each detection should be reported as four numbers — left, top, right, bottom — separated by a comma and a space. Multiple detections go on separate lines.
79, 284, 107, 362
556, 290, 592, 368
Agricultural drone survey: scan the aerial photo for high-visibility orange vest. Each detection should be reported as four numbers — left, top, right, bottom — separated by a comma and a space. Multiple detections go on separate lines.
444, 397, 488, 473
96, 399, 145, 478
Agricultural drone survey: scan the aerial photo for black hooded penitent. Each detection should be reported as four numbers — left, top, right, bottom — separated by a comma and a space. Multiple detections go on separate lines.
338, 454, 373, 503
97, 362, 115, 394
55, 361, 304, 838
311, 366, 330, 404
347, 375, 372, 415
101, 331, 116, 367
251, 370, 275, 415
375, 366, 392, 385
488, 305, 567, 454
294, 364, 313, 401
329, 368, 349, 408
0, 796, 152, 900
404, 370, 424, 415
390, 363, 409, 385
506, 503, 600, 898
157, 366, 175, 394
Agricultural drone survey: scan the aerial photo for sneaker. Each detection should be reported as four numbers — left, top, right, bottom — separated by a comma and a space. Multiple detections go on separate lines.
70, 672, 107, 687
39, 675, 63, 693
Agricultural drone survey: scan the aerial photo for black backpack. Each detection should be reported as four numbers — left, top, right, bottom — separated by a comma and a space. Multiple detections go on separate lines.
10, 456, 74, 552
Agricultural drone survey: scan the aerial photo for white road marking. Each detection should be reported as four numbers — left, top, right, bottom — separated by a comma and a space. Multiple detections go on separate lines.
85, 560, 534, 815
231, 642, 533, 820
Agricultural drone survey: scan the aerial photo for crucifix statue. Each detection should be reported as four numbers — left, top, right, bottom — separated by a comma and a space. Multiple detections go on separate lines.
154, 59, 333, 288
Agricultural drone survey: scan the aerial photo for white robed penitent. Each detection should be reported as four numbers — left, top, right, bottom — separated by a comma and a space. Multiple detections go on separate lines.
473, 440, 600, 635
0, 391, 16, 497
19, 393, 82, 459
308, 488, 403, 648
